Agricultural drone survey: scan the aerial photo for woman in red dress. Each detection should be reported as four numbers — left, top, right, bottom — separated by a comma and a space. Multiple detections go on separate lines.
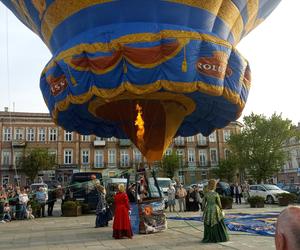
113, 184, 133, 239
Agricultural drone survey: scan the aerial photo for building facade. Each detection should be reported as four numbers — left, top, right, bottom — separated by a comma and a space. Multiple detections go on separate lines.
0, 111, 242, 186
277, 123, 300, 184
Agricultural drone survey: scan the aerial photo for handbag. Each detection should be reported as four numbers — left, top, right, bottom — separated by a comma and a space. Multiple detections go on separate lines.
105, 206, 113, 221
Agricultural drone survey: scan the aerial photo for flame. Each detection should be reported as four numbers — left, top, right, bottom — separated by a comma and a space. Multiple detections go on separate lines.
135, 104, 145, 148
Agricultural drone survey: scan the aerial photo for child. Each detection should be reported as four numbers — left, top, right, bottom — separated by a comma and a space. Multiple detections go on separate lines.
26, 205, 35, 219
2, 203, 11, 222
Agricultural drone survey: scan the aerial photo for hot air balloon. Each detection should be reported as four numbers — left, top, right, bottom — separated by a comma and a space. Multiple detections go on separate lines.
1, 0, 281, 161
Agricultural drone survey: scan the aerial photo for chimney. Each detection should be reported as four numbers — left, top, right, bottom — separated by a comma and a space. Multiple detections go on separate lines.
4, 107, 8, 112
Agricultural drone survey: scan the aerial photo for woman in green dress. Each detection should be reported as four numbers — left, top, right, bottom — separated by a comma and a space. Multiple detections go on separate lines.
202, 179, 229, 243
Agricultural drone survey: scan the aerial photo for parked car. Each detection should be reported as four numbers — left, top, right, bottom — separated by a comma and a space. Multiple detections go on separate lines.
30, 183, 48, 192
282, 184, 300, 195
198, 181, 231, 197
248, 184, 289, 204
105, 178, 128, 196
65, 172, 102, 210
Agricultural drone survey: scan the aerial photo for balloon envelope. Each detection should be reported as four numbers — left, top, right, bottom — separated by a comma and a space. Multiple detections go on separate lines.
1, 0, 281, 160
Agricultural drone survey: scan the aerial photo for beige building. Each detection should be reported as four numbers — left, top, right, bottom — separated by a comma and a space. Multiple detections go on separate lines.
0, 110, 242, 186
277, 123, 300, 184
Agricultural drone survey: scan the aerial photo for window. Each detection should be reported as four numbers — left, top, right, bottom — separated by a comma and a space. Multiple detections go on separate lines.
188, 148, 195, 163
210, 148, 218, 165
165, 148, 172, 156
95, 136, 104, 141
107, 137, 117, 142
49, 128, 57, 141
174, 136, 185, 145
3, 127, 11, 141
48, 150, 57, 161
223, 130, 231, 142
81, 149, 90, 164
176, 149, 185, 164
64, 131, 73, 142
1, 151, 10, 165
224, 149, 230, 160
209, 131, 217, 142
26, 128, 35, 141
95, 150, 104, 168
81, 135, 90, 142
108, 149, 116, 165
197, 133, 207, 145
14, 151, 23, 167
133, 149, 142, 163
14, 128, 24, 140
64, 149, 73, 164
38, 128, 46, 142
1, 175, 9, 187
120, 150, 130, 167
186, 136, 194, 142
199, 150, 207, 166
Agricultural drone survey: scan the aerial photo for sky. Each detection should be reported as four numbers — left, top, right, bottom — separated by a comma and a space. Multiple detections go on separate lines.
0, 1, 299, 126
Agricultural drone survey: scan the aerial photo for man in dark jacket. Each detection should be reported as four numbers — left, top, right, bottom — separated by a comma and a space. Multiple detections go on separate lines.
47, 187, 57, 216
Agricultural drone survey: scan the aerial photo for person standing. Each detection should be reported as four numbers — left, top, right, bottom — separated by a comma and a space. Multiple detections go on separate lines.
167, 184, 176, 212
36, 187, 48, 217
113, 184, 133, 239
95, 184, 109, 228
47, 187, 57, 216
18, 188, 29, 220
234, 183, 242, 204
202, 179, 229, 243
176, 184, 187, 212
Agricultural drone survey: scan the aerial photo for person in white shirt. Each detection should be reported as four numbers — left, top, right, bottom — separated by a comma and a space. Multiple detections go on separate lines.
18, 188, 29, 220
167, 184, 176, 212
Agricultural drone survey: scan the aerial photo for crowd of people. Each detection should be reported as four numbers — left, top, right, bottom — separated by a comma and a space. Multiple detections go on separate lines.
0, 184, 64, 223
3, 178, 299, 247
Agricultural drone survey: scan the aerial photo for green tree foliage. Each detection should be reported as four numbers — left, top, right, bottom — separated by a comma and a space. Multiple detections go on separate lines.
18, 148, 56, 182
160, 152, 181, 179
212, 158, 237, 183
227, 113, 300, 183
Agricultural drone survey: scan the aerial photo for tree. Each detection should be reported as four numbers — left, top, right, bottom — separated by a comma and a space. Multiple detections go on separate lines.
227, 113, 300, 183
212, 158, 237, 183
160, 152, 181, 179
18, 148, 56, 182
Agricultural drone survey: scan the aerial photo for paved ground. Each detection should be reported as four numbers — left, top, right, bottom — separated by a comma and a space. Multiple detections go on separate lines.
0, 203, 285, 250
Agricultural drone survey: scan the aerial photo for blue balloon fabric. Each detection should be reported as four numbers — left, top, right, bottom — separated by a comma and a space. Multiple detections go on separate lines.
1, 0, 281, 140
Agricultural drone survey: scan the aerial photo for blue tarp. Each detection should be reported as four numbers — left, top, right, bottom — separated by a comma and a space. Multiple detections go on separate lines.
168, 212, 280, 237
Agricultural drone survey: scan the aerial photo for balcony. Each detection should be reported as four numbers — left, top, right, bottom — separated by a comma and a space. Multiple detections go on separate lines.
0, 164, 13, 170
93, 140, 106, 147
174, 140, 185, 147
12, 140, 26, 147
197, 141, 208, 147
119, 139, 131, 147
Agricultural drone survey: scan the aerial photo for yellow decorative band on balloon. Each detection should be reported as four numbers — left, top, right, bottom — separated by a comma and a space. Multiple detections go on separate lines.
64, 39, 189, 74
41, 0, 245, 46
11, 0, 39, 35
164, 0, 244, 44
42, 30, 234, 74
50, 80, 245, 123
244, 0, 259, 36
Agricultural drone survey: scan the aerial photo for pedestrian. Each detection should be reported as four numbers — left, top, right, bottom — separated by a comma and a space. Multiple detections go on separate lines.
112, 184, 133, 239
36, 187, 48, 217
167, 184, 176, 212
47, 186, 57, 216
233, 183, 242, 204
202, 179, 229, 243
0, 186, 7, 218
176, 184, 187, 212
95, 183, 109, 228
18, 188, 29, 220
127, 183, 138, 203
195, 185, 203, 211
275, 206, 300, 250
2, 202, 11, 222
